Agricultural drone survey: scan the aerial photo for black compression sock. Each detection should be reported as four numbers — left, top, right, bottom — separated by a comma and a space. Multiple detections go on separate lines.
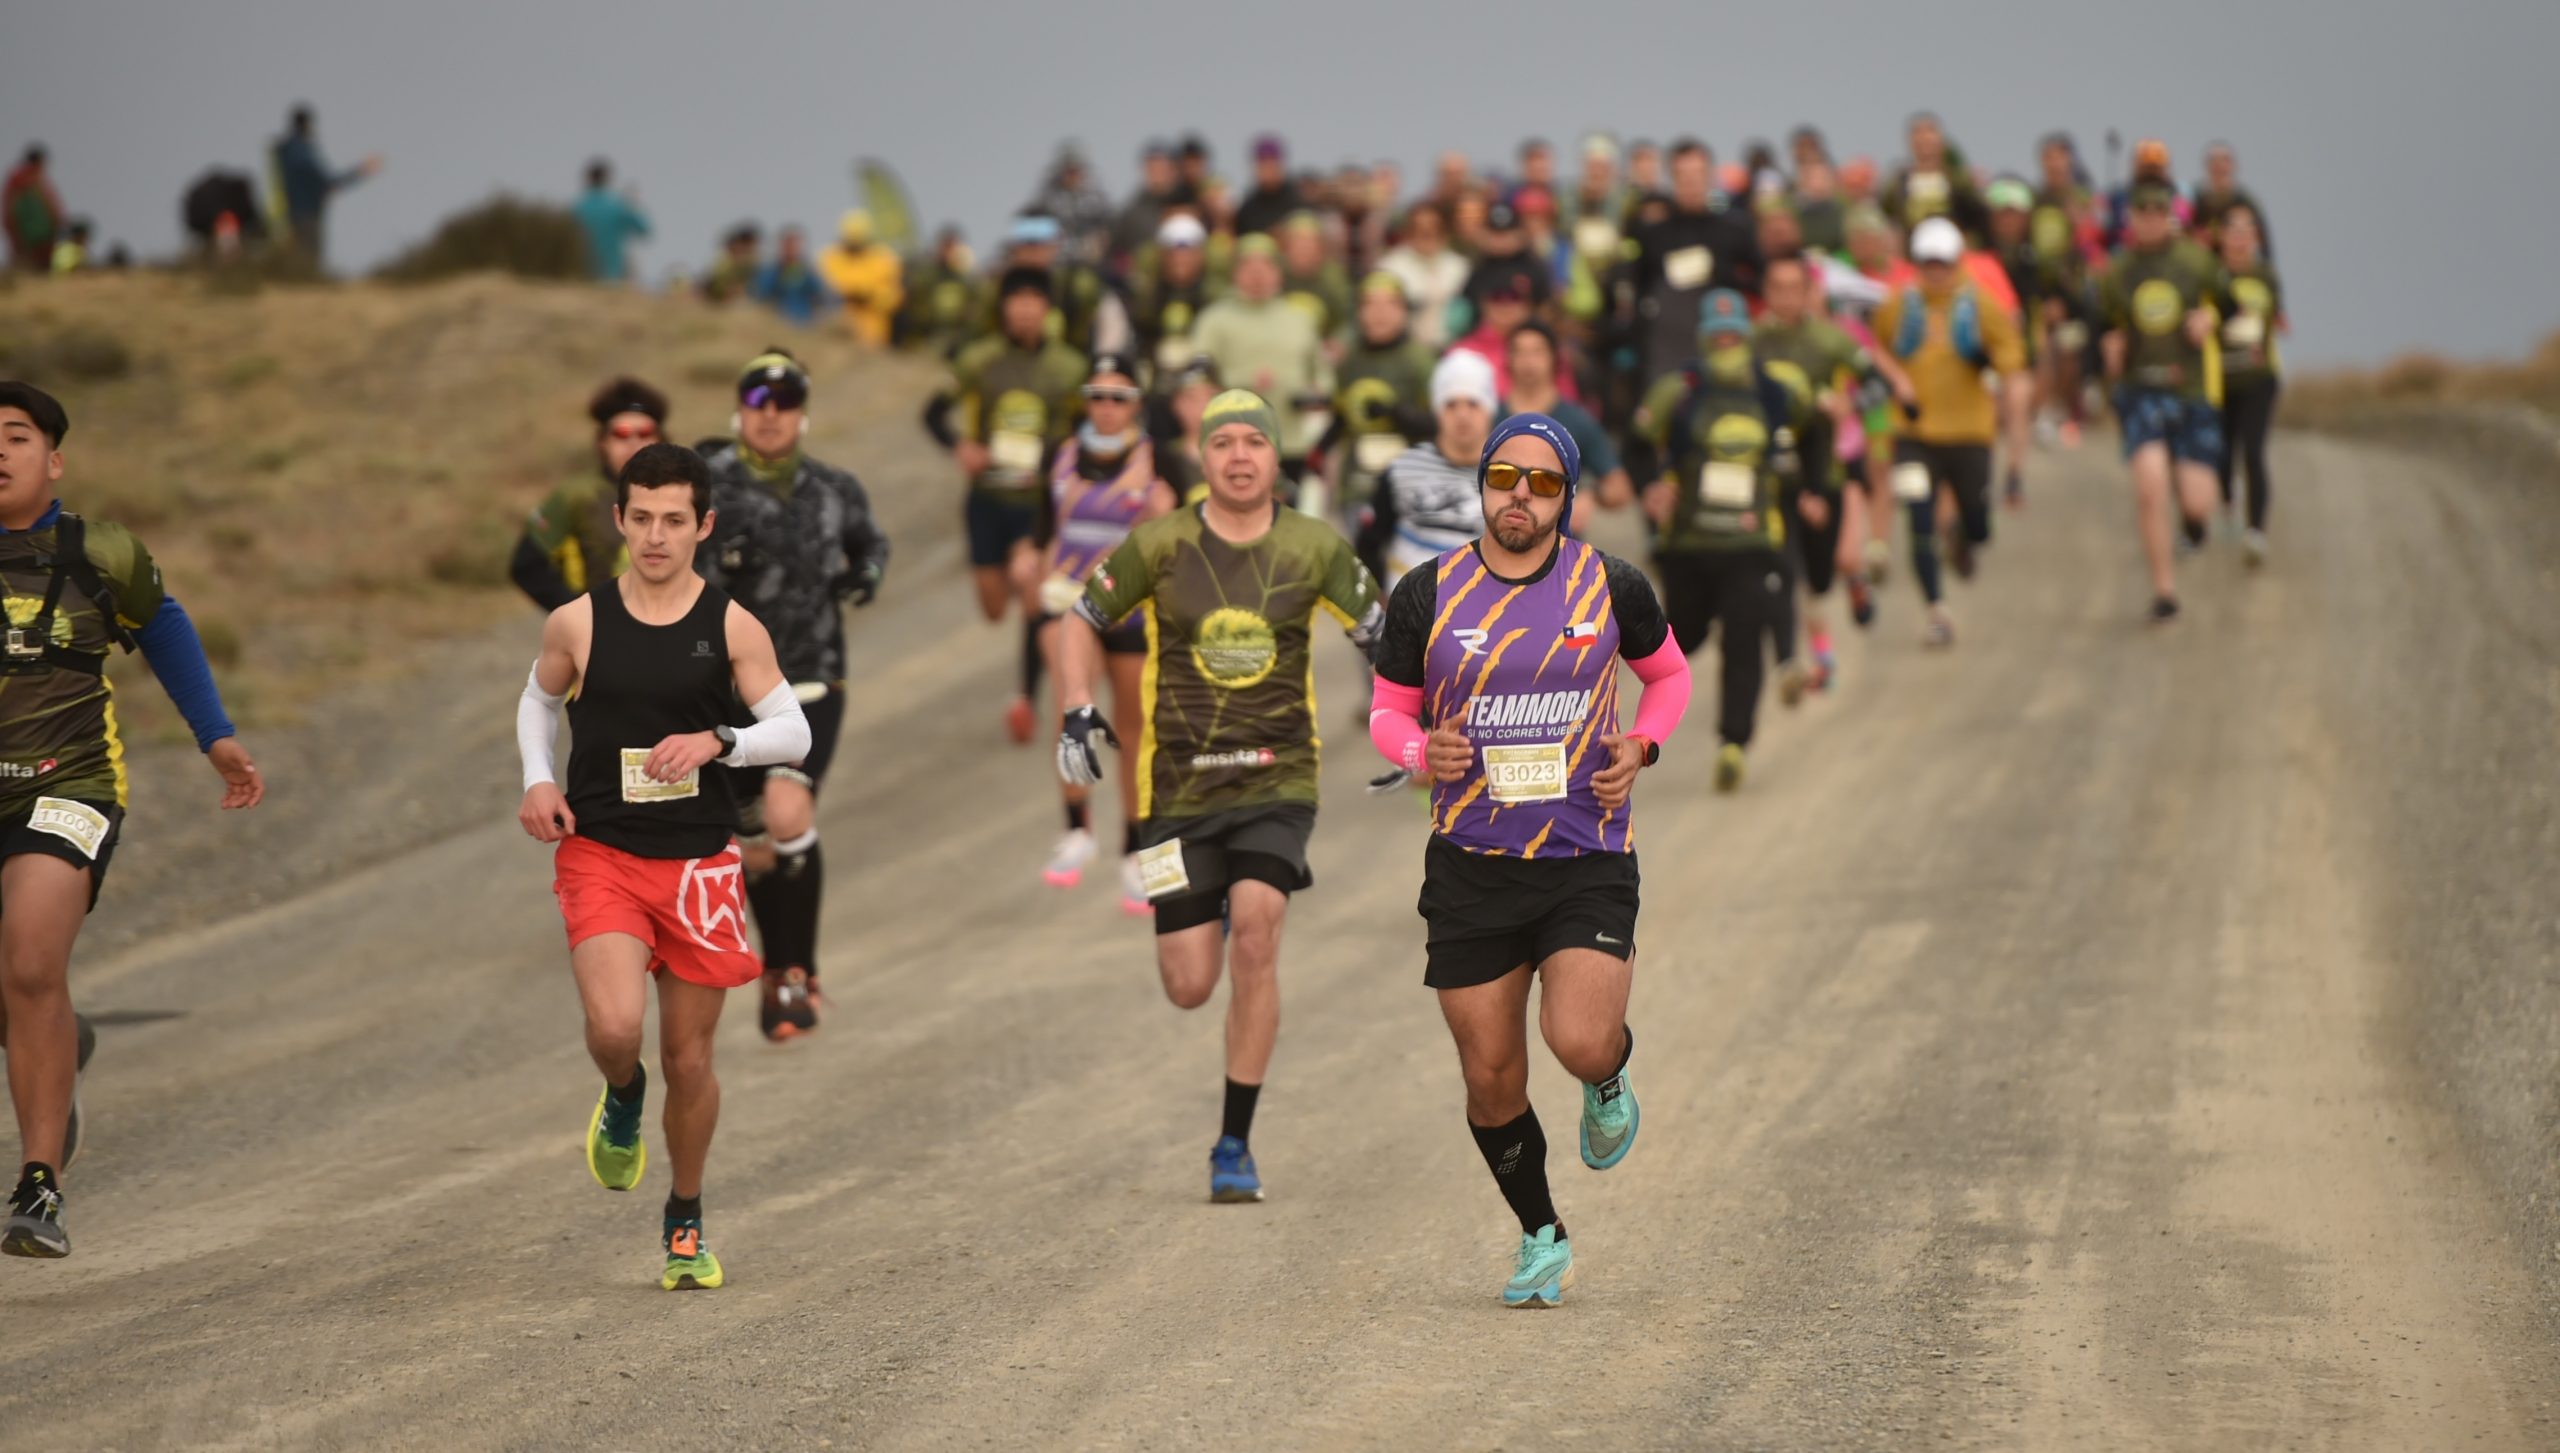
608, 1063, 648, 1103
1065, 800, 1091, 833
754, 841, 825, 973
1122, 821, 1141, 855
2182, 515, 2209, 548
1469, 1109, 1561, 1237
1020, 615, 1044, 700
1221, 1079, 1262, 1144
745, 872, 799, 973
664, 1192, 702, 1223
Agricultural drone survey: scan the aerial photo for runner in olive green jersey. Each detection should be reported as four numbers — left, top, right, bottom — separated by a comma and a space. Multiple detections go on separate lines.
1055, 388, 1383, 1204
2097, 182, 2227, 622
509, 377, 666, 611
0, 382, 264, 1259
948, 268, 1089, 742
1322, 273, 1437, 548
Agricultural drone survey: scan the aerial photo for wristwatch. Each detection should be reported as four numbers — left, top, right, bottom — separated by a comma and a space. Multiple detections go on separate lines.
1633, 735, 1660, 767
712, 724, 739, 758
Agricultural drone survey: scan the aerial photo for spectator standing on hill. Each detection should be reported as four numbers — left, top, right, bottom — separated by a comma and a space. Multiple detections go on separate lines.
573, 159, 651, 285
270, 104, 381, 267
4, 146, 63, 273
755, 227, 829, 326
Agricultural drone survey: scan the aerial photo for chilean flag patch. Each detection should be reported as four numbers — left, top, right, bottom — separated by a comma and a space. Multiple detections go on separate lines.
1562, 621, 1599, 648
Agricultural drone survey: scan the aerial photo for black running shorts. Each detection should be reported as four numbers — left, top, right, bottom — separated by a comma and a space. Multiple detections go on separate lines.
0, 795, 124, 914
1140, 802, 1316, 935
1417, 835, 1638, 989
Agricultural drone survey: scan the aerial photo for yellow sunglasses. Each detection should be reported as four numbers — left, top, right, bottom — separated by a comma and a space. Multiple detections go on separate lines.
1482, 461, 1570, 498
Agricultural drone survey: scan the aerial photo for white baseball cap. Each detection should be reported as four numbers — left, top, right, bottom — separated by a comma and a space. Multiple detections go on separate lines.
1158, 214, 1208, 249
1910, 216, 1965, 265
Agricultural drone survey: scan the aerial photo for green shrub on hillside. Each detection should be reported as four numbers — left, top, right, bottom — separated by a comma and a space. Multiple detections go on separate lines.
376, 196, 588, 284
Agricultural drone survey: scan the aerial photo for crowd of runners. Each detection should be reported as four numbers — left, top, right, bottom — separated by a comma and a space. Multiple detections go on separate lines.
3, 117, 2292, 1306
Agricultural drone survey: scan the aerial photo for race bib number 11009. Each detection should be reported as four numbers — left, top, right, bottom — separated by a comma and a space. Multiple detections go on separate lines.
28, 797, 108, 860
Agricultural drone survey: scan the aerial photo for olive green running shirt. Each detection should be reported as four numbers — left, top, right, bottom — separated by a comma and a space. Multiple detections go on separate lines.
1075, 505, 1382, 820
0, 516, 165, 811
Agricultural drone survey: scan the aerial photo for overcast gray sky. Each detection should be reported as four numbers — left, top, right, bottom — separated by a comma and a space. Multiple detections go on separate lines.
9, 0, 2553, 367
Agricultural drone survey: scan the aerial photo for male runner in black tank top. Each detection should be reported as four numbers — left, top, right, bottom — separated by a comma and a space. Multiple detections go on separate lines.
515, 444, 810, 1292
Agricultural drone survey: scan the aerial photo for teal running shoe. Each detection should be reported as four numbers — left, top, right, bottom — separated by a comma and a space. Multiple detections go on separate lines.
1580, 1067, 1639, 1170
1502, 1224, 1573, 1308
1208, 1136, 1262, 1203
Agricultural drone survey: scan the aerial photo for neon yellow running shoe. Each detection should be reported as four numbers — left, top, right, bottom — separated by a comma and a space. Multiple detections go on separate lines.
586, 1071, 647, 1192
661, 1218, 724, 1291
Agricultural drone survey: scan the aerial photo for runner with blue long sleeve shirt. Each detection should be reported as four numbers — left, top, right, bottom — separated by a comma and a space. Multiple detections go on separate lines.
0, 383, 265, 1259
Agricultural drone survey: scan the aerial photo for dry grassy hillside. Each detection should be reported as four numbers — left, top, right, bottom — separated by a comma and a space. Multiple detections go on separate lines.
0, 271, 940, 740
2288, 329, 2560, 429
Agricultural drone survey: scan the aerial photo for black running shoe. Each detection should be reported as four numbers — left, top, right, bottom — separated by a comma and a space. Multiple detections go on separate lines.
2149, 595, 2181, 625
63, 1012, 95, 1171
3, 1165, 68, 1258
760, 966, 817, 1042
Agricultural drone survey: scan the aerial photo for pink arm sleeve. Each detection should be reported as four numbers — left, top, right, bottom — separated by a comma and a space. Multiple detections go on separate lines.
1626, 639, 1691, 747
1369, 676, 1428, 774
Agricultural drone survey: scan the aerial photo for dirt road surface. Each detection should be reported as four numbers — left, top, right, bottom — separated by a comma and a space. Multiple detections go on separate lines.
3, 416, 2552, 1451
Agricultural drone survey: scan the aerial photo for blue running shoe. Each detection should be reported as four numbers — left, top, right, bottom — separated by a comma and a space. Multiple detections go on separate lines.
1503, 1224, 1573, 1308
1208, 1136, 1262, 1203
1580, 1068, 1639, 1170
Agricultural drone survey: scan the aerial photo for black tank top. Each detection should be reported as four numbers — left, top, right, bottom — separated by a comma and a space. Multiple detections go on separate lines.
566, 579, 738, 860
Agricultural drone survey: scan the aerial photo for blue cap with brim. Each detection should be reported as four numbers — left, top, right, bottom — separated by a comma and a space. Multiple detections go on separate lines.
1698, 288, 1752, 339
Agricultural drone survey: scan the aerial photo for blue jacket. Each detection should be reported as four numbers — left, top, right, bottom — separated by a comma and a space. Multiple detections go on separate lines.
573, 187, 651, 283
754, 261, 830, 325
272, 133, 364, 222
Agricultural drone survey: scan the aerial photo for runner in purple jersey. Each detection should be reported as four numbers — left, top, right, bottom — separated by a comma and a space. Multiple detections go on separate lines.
1033, 355, 1178, 910
1369, 412, 1693, 1308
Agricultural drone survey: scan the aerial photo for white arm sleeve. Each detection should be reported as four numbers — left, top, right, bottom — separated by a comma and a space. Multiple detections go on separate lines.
721, 680, 812, 768
518, 664, 567, 791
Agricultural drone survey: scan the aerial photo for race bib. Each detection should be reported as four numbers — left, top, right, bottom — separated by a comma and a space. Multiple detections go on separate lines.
1700, 461, 1757, 509
989, 430, 1044, 478
1038, 573, 1084, 617
1134, 838, 1192, 899
1908, 172, 1951, 206
1482, 742, 1569, 804
1891, 461, 1934, 503
1156, 334, 1196, 372
1354, 433, 1406, 474
1663, 246, 1712, 291
2222, 314, 2266, 349
621, 748, 700, 804
27, 797, 108, 860
1574, 217, 1617, 261
2054, 320, 2090, 351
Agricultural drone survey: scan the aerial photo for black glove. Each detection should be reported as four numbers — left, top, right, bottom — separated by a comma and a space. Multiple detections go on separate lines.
839, 561, 883, 607
1057, 704, 1119, 786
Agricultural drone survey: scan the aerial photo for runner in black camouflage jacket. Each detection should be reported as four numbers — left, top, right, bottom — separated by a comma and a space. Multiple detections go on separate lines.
694, 350, 889, 1040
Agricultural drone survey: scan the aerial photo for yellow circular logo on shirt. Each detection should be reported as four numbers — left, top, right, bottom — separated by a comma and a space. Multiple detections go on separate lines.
1192, 607, 1278, 688
2132, 278, 2184, 336
1706, 413, 1770, 465
2232, 276, 2273, 319
992, 389, 1049, 437
1340, 376, 1401, 431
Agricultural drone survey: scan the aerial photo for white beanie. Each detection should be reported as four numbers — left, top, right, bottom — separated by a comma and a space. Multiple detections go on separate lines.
1431, 349, 1499, 413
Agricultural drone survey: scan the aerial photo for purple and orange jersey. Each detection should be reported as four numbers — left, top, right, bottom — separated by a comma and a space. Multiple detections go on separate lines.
1421, 537, 1631, 858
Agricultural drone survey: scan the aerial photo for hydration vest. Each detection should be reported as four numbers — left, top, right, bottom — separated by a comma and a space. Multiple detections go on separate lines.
1891, 286, 1987, 368
0, 515, 138, 678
